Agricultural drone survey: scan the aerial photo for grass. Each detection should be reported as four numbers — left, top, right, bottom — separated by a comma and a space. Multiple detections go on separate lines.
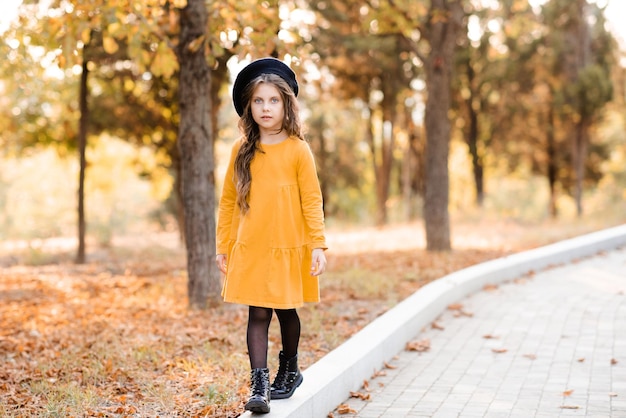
0, 215, 624, 416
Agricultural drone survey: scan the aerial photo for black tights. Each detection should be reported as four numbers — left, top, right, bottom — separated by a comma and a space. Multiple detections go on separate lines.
247, 306, 301, 369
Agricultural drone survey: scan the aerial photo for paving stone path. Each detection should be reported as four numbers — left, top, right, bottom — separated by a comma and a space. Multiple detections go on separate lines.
336, 247, 626, 418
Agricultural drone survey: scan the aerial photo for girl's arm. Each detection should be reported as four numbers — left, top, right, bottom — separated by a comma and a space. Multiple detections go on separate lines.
297, 142, 328, 275
216, 140, 241, 260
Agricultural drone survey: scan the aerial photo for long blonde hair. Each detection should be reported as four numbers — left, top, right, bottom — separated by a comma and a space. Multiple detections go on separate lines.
234, 74, 302, 214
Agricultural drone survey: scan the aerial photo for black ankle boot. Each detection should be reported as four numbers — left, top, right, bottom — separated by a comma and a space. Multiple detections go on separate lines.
245, 368, 270, 413
270, 351, 303, 399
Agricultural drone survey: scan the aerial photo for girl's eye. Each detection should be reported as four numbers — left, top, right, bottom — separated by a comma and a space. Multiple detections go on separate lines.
254, 98, 262, 104
271, 98, 279, 103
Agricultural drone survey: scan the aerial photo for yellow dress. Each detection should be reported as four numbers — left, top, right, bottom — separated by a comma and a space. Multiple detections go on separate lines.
216, 136, 327, 309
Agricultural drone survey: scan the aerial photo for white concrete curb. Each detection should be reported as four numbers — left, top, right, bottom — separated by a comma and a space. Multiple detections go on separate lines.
240, 224, 626, 417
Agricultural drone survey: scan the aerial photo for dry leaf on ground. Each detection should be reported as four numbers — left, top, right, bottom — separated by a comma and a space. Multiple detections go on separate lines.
406, 338, 430, 352
350, 391, 371, 400
384, 361, 397, 369
336, 403, 358, 414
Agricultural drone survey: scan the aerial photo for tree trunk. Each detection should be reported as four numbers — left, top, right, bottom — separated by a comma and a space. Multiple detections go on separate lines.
401, 104, 415, 221
464, 60, 484, 206
76, 56, 89, 264
572, 0, 591, 217
402, 138, 413, 221
176, 0, 221, 309
547, 105, 558, 218
364, 107, 388, 225
378, 122, 394, 226
423, 0, 462, 251
572, 117, 588, 217
316, 115, 329, 215
563, 0, 590, 217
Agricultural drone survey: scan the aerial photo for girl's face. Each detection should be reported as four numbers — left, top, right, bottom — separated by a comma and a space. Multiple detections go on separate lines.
250, 83, 285, 133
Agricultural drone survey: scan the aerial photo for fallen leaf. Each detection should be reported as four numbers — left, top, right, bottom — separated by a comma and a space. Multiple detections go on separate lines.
609, 392, 618, 397
383, 361, 397, 369
483, 283, 498, 291
447, 303, 463, 311
560, 405, 581, 409
337, 403, 357, 414
523, 353, 537, 360
406, 338, 430, 352
460, 310, 474, 317
483, 334, 499, 339
431, 321, 444, 330
362, 379, 369, 391
611, 358, 618, 365
563, 389, 574, 397
577, 357, 585, 362
492, 348, 507, 353
371, 369, 387, 378
350, 391, 371, 400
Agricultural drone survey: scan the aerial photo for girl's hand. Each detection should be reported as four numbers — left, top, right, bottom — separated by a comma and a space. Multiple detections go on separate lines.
216, 254, 228, 274
310, 248, 327, 276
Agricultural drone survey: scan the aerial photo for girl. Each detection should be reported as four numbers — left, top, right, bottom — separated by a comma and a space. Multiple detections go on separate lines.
216, 57, 327, 414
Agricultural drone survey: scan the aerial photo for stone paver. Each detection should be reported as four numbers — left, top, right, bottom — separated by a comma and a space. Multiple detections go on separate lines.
336, 247, 626, 417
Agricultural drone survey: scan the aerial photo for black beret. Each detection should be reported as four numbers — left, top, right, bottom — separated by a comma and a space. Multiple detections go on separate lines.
232, 57, 299, 117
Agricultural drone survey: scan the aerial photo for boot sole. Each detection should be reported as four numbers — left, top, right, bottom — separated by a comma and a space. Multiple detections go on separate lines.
244, 399, 270, 414
271, 374, 304, 400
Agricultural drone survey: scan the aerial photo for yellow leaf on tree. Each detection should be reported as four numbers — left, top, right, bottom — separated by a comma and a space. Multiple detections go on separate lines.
151, 41, 178, 79
187, 35, 206, 53
107, 22, 122, 37
103, 36, 119, 54
81, 28, 91, 45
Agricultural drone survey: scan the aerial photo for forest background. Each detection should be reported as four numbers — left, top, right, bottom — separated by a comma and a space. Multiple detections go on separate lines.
1, 0, 626, 416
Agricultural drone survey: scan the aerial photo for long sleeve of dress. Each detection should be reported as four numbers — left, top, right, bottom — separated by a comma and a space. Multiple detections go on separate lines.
297, 143, 327, 250
216, 140, 241, 255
